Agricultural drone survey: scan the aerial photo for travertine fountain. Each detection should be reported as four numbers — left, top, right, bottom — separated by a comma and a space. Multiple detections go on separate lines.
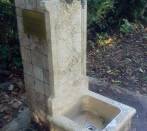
15, 0, 136, 131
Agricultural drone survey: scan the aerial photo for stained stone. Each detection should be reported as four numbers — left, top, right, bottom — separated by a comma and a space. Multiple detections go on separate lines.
16, 1, 135, 131
16, 0, 87, 123
15, 0, 25, 8
23, 62, 33, 76
20, 47, 31, 63
25, 0, 37, 10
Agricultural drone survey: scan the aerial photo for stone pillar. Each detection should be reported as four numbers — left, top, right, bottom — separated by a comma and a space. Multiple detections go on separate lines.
15, 0, 53, 123
15, 0, 87, 125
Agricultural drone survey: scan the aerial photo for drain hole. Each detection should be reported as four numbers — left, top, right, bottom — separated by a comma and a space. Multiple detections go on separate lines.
87, 125, 97, 131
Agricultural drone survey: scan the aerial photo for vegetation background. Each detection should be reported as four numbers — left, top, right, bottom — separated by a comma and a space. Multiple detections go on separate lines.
0, 0, 21, 78
0, 0, 147, 75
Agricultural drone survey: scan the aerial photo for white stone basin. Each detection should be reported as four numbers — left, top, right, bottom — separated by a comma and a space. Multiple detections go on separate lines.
65, 95, 120, 130
48, 91, 136, 131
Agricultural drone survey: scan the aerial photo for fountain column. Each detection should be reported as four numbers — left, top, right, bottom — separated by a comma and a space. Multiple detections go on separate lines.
15, 0, 88, 124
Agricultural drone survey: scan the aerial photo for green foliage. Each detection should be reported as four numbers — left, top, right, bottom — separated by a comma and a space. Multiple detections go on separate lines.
87, 0, 147, 32
120, 19, 134, 34
88, 0, 114, 26
0, 0, 22, 71
0, 43, 22, 69
96, 33, 109, 46
88, 0, 115, 32
0, 44, 9, 63
114, 0, 147, 21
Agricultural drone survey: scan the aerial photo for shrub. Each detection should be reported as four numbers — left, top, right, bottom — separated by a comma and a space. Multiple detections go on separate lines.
113, 0, 147, 21
87, 0, 147, 32
87, 0, 115, 32
88, 0, 114, 26
0, 0, 22, 71
119, 19, 134, 34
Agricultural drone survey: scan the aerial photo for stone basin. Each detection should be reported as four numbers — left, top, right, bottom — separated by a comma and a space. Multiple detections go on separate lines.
49, 91, 136, 131
65, 95, 120, 130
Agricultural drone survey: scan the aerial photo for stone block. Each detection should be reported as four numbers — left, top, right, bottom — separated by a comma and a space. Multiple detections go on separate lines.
24, 74, 35, 90
29, 36, 39, 50
16, 16, 23, 34
20, 46, 31, 63
44, 83, 51, 97
15, 8, 22, 17
26, 88, 49, 122
25, 0, 37, 10
31, 40, 48, 56
25, 88, 35, 110
40, 41, 49, 56
29, 88, 49, 120
31, 39, 46, 54
23, 62, 33, 76
45, 13, 51, 42
36, 0, 45, 12
31, 50, 49, 69
34, 79, 45, 94
31, 50, 43, 67
15, 0, 25, 8
43, 69, 49, 84
33, 66, 44, 81
20, 33, 31, 49
43, 55, 49, 69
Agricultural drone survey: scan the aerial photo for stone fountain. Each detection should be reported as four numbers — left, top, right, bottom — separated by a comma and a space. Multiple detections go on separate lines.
15, 0, 136, 130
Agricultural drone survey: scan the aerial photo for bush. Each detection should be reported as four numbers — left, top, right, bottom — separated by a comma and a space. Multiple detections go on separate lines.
88, 0, 115, 32
119, 19, 134, 34
114, 0, 147, 21
0, 0, 22, 71
88, 0, 114, 26
87, 0, 147, 32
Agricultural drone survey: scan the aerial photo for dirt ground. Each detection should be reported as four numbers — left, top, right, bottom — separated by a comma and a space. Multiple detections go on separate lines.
87, 28, 147, 95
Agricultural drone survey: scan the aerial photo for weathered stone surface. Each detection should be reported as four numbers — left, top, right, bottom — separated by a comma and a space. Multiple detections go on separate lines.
20, 33, 30, 49
16, 0, 88, 125
20, 47, 31, 63
24, 74, 35, 89
16, 1, 135, 131
40, 0, 88, 117
31, 50, 48, 69
25, 0, 37, 10
15, 0, 25, 8
15, 8, 22, 17
23, 62, 33, 76
44, 82, 51, 97
33, 65, 44, 81
31, 40, 48, 56
34, 79, 45, 94
43, 69, 50, 84
27, 88, 50, 122
16, 16, 23, 34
